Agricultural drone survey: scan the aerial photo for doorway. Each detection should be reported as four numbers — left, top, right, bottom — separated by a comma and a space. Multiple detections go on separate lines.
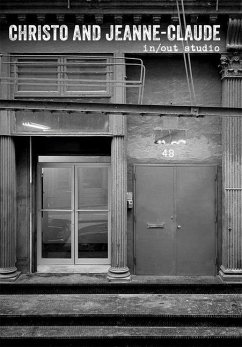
37, 156, 110, 270
134, 164, 217, 276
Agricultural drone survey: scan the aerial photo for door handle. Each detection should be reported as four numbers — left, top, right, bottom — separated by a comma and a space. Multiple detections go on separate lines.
147, 223, 165, 229
177, 225, 182, 230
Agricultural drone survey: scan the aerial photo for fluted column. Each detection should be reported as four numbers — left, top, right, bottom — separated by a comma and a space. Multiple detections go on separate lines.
0, 136, 18, 280
107, 114, 130, 281
219, 53, 242, 282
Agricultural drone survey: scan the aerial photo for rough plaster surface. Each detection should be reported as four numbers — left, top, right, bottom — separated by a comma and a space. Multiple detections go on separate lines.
127, 116, 221, 162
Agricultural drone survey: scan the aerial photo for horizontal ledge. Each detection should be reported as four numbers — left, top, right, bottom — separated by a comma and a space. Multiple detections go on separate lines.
225, 188, 242, 190
12, 133, 112, 137
0, 8, 240, 15
37, 265, 110, 273
0, 99, 242, 117
39, 156, 111, 162
220, 266, 242, 274
1, 325, 242, 339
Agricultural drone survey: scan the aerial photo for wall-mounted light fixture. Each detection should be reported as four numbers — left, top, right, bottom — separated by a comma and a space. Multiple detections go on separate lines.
22, 122, 50, 131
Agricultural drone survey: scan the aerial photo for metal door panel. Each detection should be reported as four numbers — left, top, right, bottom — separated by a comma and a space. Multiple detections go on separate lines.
135, 166, 175, 275
176, 166, 216, 275
134, 164, 217, 276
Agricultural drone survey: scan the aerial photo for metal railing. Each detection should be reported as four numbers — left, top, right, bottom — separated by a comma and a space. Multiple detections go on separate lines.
0, 54, 145, 104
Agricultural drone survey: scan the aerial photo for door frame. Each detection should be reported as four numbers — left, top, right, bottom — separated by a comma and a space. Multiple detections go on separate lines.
74, 162, 111, 265
133, 163, 219, 275
37, 163, 75, 266
36, 156, 111, 271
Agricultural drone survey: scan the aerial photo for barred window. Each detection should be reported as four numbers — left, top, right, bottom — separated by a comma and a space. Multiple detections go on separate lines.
12, 55, 111, 97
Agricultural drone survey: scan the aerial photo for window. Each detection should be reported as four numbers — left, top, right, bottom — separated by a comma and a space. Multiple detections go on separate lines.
15, 57, 59, 94
12, 55, 112, 97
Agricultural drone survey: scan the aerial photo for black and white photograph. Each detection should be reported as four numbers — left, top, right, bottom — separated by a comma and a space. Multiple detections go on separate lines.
0, 1, 242, 346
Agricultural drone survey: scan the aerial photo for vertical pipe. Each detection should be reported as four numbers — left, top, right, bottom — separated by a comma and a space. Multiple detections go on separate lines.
29, 136, 32, 273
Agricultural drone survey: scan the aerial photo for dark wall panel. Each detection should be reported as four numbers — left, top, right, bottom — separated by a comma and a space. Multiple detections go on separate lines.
127, 55, 221, 107
32, 137, 111, 156
15, 137, 30, 273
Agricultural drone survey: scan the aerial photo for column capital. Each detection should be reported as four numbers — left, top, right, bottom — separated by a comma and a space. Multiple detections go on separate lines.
220, 53, 242, 79
109, 113, 126, 136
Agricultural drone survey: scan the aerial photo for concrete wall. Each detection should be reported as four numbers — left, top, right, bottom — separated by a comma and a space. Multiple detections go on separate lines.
127, 116, 222, 163
127, 55, 221, 106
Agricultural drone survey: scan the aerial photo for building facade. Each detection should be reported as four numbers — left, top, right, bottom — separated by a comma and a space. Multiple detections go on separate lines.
0, 0, 241, 282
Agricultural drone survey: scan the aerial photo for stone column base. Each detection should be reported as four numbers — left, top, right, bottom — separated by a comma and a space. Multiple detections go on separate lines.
219, 266, 242, 283
107, 266, 131, 282
0, 267, 21, 282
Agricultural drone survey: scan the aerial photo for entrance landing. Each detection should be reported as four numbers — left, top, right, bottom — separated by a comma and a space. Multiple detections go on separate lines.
1, 274, 242, 294
5, 273, 223, 284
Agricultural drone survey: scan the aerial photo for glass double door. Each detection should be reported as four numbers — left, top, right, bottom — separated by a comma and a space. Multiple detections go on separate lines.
37, 161, 110, 265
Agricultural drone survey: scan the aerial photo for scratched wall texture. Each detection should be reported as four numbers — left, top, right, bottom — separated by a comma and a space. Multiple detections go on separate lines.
127, 116, 222, 162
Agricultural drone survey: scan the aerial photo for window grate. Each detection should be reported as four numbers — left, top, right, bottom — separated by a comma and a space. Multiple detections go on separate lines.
0, 54, 145, 103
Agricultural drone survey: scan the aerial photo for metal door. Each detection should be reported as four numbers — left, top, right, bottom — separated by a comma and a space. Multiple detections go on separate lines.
134, 165, 217, 275
175, 166, 216, 275
135, 166, 176, 275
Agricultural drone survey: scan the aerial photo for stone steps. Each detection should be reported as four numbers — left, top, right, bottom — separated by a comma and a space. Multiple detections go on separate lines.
1, 282, 242, 294
0, 293, 241, 346
1, 313, 241, 327
1, 325, 242, 339
0, 326, 242, 347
